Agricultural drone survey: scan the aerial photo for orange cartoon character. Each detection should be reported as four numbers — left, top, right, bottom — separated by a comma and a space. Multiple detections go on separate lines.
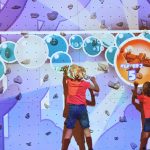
123, 51, 150, 80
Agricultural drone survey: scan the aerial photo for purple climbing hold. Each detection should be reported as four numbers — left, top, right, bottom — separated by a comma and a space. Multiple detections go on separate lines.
105, 110, 110, 116
13, 76, 23, 84
68, 4, 73, 9
114, 137, 119, 140
11, 5, 21, 9
26, 142, 32, 146
108, 81, 120, 90
116, 22, 124, 27
5, 67, 11, 75
45, 131, 51, 136
30, 13, 39, 18
16, 93, 22, 101
43, 74, 49, 82
0, 87, 3, 94
132, 5, 140, 10
0, 124, 2, 130
119, 116, 127, 122
130, 142, 137, 149
53, 93, 58, 99
25, 113, 30, 119
60, 32, 66, 37
47, 11, 58, 21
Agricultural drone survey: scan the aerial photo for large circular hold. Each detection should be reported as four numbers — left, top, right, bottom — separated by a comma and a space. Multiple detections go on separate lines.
116, 33, 134, 47
83, 36, 102, 57
0, 41, 16, 63
44, 34, 68, 58
105, 46, 118, 66
0, 59, 6, 81
15, 35, 48, 69
51, 52, 72, 71
69, 35, 83, 49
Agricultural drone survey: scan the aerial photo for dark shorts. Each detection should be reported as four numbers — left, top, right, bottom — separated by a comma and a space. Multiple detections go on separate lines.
65, 104, 90, 129
143, 118, 150, 132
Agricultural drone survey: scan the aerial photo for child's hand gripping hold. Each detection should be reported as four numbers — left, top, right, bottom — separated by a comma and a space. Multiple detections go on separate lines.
132, 81, 139, 99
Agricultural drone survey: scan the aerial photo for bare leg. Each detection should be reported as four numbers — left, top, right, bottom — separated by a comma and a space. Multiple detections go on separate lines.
84, 128, 91, 137
84, 128, 93, 150
64, 129, 73, 139
73, 121, 85, 150
62, 129, 73, 150
140, 131, 150, 150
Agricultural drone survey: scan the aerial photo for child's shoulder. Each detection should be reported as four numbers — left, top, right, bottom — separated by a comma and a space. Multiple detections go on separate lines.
143, 95, 150, 99
138, 94, 150, 100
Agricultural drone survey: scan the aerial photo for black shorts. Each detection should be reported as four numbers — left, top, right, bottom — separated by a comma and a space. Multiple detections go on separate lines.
143, 118, 150, 132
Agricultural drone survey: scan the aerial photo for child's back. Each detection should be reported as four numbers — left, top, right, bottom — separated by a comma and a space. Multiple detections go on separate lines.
66, 78, 90, 105
137, 94, 150, 118
132, 81, 150, 150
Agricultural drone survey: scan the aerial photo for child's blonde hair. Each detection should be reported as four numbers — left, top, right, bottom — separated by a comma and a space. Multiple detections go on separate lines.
69, 64, 86, 80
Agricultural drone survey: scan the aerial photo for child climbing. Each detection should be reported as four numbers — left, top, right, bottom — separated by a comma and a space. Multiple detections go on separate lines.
61, 64, 99, 150
132, 81, 150, 150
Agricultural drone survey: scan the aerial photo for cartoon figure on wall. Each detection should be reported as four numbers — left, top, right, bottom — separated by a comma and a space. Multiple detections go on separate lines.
115, 38, 150, 86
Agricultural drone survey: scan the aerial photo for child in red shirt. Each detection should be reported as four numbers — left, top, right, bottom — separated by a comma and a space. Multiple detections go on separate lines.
132, 81, 150, 150
61, 64, 99, 150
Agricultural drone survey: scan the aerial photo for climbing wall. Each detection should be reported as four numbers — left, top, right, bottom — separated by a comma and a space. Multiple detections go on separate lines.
0, 0, 150, 150
0, 0, 149, 31
0, 31, 150, 150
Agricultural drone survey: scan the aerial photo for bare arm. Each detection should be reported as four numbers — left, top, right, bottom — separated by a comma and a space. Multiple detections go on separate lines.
89, 77, 100, 92
132, 81, 138, 102
61, 66, 69, 97
132, 81, 141, 111
86, 89, 96, 106
61, 66, 69, 80
61, 66, 69, 118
